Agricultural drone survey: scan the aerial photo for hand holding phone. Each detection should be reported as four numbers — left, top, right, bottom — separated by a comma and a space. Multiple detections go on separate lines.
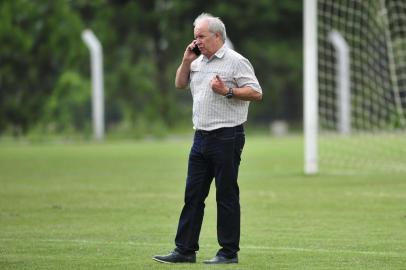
191, 41, 201, 56
192, 45, 201, 56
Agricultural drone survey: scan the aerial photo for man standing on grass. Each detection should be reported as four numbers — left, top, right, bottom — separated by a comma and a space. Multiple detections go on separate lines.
153, 13, 262, 264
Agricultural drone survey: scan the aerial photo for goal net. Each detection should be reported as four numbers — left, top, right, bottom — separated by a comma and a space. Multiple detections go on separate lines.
312, 0, 406, 174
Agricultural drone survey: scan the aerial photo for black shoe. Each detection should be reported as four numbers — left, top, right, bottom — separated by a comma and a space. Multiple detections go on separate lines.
203, 255, 238, 264
152, 251, 196, 264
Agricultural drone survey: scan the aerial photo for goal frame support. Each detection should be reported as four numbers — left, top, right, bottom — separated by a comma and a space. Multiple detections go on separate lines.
328, 30, 351, 136
304, 0, 318, 174
82, 29, 105, 141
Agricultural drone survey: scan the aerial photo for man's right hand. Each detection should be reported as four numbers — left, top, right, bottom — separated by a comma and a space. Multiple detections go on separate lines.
183, 40, 199, 63
176, 41, 199, 89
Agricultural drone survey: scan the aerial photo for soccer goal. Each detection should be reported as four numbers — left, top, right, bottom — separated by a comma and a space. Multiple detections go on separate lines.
304, 0, 406, 174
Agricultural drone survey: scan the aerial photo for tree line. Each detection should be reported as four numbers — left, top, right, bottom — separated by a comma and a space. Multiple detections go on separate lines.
0, 0, 302, 137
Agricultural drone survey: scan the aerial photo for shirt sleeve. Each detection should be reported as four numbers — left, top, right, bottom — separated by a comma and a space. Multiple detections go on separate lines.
234, 58, 262, 93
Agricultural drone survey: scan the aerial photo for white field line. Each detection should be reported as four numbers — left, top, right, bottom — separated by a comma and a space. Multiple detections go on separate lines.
0, 238, 403, 257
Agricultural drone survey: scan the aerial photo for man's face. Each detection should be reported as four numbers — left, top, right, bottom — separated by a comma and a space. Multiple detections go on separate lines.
194, 21, 221, 57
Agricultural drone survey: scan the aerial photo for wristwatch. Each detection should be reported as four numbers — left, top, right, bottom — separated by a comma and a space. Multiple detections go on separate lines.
225, 87, 233, 99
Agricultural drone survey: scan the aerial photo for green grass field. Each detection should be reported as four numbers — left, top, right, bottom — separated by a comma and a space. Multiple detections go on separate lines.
1, 136, 405, 269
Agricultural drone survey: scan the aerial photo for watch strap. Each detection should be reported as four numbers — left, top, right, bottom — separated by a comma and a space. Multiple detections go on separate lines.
225, 87, 233, 99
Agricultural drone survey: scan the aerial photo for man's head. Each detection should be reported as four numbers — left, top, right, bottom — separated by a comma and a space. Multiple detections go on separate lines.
193, 13, 226, 58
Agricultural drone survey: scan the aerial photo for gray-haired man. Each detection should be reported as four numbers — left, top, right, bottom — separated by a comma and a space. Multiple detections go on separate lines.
153, 13, 262, 264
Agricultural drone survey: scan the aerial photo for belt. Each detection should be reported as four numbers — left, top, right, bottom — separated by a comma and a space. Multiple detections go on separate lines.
196, 124, 244, 136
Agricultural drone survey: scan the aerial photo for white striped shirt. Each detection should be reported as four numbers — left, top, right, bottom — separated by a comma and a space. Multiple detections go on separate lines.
189, 45, 262, 131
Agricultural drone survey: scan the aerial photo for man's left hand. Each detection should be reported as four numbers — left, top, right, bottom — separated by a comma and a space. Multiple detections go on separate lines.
210, 75, 228, 95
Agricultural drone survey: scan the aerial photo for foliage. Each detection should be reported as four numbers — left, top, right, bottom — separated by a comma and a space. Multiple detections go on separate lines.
42, 71, 91, 133
0, 0, 86, 135
0, 0, 303, 137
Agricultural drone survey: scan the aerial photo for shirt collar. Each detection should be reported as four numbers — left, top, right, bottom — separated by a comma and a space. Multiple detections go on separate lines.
214, 44, 227, 58
202, 44, 227, 62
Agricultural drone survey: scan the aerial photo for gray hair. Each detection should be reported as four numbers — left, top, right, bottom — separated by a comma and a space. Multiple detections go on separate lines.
193, 13, 227, 42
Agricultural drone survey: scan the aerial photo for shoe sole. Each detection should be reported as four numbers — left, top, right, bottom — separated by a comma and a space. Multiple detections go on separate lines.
152, 257, 196, 264
152, 257, 173, 264
203, 258, 238, 264
203, 261, 238, 264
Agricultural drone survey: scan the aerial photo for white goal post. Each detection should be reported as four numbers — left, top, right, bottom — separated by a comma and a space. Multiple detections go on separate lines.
304, 0, 318, 174
82, 29, 105, 141
304, 0, 406, 174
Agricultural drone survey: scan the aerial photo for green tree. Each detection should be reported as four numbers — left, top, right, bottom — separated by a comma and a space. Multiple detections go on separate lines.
0, 0, 86, 135
41, 71, 90, 133
0, 0, 303, 136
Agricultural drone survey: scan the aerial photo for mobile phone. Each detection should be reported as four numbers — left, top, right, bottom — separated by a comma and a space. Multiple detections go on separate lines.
192, 44, 201, 56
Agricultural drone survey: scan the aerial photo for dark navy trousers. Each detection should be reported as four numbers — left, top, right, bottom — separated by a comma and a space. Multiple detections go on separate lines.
175, 125, 245, 258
